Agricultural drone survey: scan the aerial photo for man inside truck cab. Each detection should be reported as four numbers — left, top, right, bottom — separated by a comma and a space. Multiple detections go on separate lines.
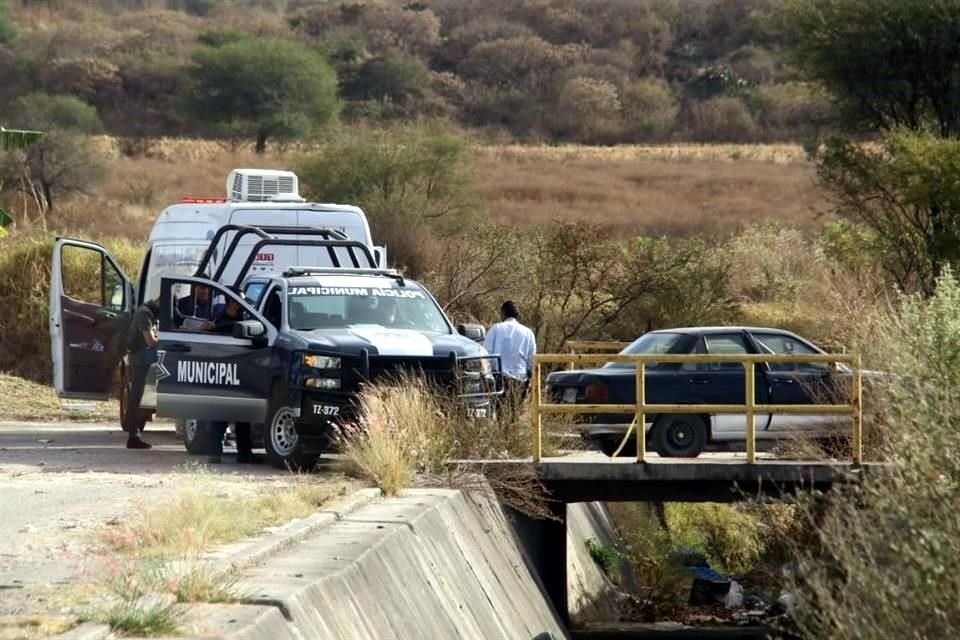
175, 284, 214, 328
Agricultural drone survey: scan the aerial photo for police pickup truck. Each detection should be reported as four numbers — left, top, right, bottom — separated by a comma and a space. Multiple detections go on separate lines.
50, 235, 499, 469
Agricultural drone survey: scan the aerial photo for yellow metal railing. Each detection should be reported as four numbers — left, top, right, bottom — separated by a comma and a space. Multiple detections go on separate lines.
531, 353, 863, 465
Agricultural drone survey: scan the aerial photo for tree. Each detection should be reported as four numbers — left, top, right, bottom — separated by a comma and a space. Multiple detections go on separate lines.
780, 0, 960, 136
183, 38, 340, 153
780, 0, 960, 294
296, 127, 479, 274
2, 93, 104, 212
818, 132, 960, 295
0, 0, 15, 45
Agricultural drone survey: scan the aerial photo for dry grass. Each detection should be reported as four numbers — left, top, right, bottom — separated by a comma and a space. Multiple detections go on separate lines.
100, 468, 351, 556
37, 138, 829, 242
0, 616, 75, 640
474, 150, 828, 236
0, 372, 117, 422
83, 468, 354, 636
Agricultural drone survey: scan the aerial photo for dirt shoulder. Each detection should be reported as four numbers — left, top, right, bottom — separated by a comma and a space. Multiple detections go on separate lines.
0, 422, 361, 630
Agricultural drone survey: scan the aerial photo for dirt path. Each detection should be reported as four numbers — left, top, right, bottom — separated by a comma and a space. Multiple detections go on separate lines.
0, 422, 343, 620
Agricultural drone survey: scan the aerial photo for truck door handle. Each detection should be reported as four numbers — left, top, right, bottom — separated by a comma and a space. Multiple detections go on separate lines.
165, 344, 191, 353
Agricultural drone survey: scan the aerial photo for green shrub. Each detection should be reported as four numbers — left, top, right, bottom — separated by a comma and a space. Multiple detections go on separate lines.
296, 126, 481, 275
0, 232, 142, 381
791, 269, 960, 639
666, 503, 765, 576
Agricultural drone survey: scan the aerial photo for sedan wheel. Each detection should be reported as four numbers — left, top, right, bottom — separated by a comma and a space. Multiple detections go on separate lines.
653, 414, 707, 458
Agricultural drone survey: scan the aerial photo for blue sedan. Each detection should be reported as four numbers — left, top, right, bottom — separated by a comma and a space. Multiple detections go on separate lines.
544, 327, 850, 457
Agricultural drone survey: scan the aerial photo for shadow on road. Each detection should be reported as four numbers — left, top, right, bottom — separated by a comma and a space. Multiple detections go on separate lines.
0, 423, 285, 476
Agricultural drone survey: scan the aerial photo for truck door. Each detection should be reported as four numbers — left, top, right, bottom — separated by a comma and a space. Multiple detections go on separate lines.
154, 277, 276, 423
49, 239, 134, 399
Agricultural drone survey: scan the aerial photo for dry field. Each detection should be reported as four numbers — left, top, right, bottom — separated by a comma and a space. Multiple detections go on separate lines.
41, 138, 830, 241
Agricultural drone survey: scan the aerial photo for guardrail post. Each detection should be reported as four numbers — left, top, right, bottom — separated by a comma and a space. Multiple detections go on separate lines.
636, 361, 646, 463
852, 355, 863, 466
532, 361, 543, 462
745, 362, 756, 464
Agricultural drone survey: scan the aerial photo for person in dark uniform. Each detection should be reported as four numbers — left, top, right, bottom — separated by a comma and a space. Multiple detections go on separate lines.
205, 296, 255, 464
124, 297, 160, 449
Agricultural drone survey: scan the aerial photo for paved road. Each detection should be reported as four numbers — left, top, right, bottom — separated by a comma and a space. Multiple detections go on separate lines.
0, 422, 312, 618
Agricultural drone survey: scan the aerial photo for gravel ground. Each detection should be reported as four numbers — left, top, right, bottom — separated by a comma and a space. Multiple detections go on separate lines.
0, 421, 342, 621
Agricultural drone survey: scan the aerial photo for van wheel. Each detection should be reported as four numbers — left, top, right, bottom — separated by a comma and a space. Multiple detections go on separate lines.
653, 415, 707, 458
179, 419, 209, 455
264, 399, 317, 470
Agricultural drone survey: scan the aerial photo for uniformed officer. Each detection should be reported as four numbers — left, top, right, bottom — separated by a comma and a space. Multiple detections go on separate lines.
205, 296, 255, 464
123, 297, 160, 449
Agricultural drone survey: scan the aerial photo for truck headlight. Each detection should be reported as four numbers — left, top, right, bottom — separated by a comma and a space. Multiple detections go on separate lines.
305, 377, 341, 390
303, 354, 341, 369
462, 357, 492, 375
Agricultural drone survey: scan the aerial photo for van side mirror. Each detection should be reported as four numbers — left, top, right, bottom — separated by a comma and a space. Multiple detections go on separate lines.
457, 323, 485, 342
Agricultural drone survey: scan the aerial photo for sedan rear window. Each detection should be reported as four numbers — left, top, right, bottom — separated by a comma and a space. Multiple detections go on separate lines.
604, 332, 687, 369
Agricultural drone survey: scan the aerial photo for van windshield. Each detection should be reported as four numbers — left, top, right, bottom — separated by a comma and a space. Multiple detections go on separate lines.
286, 286, 450, 334
144, 246, 206, 301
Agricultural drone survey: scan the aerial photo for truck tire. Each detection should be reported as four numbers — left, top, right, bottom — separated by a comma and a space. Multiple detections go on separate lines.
652, 414, 707, 458
264, 391, 317, 471
178, 419, 209, 455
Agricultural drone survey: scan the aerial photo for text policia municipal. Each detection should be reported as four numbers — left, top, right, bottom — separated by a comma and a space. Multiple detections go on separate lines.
178, 360, 240, 386
287, 287, 425, 298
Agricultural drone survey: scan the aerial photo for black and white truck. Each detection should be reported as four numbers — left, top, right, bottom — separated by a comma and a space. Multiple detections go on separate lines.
49, 232, 500, 468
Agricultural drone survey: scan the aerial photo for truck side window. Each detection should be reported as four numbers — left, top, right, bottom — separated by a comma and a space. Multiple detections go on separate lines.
244, 282, 267, 307
262, 287, 283, 329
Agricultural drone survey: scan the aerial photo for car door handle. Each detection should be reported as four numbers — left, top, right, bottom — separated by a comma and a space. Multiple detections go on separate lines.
775, 378, 795, 384
165, 344, 191, 353
687, 378, 710, 385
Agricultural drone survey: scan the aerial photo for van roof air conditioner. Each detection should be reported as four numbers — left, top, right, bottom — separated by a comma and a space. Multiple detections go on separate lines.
227, 169, 304, 203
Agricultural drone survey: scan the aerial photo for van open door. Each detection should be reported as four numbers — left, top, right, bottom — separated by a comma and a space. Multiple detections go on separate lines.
50, 239, 134, 399
374, 245, 387, 269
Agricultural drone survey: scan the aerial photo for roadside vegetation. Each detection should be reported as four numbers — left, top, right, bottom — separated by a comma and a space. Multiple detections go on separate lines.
1, 0, 959, 636
82, 466, 353, 636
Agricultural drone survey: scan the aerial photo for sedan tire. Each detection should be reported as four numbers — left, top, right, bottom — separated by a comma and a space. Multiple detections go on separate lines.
652, 414, 707, 458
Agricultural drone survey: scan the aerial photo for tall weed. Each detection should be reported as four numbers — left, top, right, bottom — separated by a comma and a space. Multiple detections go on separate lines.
789, 269, 960, 639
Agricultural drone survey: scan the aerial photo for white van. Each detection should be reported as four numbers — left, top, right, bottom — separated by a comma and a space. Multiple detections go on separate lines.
49, 168, 383, 427
137, 168, 383, 304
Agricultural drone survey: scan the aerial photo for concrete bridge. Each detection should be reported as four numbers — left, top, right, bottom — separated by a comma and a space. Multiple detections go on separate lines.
462, 451, 884, 628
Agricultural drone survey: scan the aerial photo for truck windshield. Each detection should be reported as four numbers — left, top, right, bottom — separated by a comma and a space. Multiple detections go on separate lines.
287, 286, 451, 334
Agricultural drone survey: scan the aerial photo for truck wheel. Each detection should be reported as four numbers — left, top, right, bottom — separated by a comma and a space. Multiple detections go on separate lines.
264, 401, 317, 471
652, 415, 707, 458
178, 419, 209, 455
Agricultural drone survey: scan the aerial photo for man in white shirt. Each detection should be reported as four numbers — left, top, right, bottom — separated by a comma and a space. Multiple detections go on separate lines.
484, 300, 537, 421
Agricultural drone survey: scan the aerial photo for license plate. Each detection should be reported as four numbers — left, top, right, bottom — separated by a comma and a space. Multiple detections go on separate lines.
563, 387, 578, 403
311, 403, 340, 417
466, 406, 488, 418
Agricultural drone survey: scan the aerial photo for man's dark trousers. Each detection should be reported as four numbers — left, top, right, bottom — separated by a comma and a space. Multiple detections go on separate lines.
122, 347, 156, 435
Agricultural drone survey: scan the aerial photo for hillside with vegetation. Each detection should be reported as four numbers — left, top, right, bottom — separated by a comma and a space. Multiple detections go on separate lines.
0, 0, 824, 145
